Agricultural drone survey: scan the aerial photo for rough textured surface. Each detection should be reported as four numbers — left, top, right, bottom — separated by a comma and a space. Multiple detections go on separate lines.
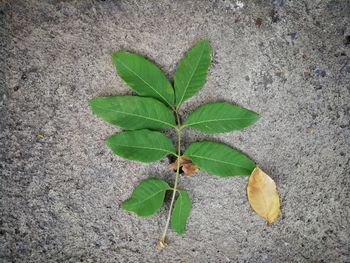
1, 0, 349, 262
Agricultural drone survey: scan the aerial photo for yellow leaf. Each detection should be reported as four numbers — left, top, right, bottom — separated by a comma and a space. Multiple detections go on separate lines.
247, 167, 280, 224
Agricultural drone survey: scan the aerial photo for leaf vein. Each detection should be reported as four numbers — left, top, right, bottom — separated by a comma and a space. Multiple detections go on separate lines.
187, 154, 251, 171
93, 105, 175, 128
117, 59, 172, 107
112, 144, 175, 155
183, 117, 255, 127
177, 44, 206, 106
131, 188, 166, 208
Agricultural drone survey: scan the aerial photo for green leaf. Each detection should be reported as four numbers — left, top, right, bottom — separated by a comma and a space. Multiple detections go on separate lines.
89, 96, 176, 130
174, 40, 212, 107
171, 190, 192, 235
183, 102, 259, 133
112, 51, 174, 107
122, 178, 170, 216
184, 141, 255, 177
106, 130, 176, 163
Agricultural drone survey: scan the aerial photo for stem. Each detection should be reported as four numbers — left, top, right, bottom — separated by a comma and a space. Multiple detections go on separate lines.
159, 111, 182, 246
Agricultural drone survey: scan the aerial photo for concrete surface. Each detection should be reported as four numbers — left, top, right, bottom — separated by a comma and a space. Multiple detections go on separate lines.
1, 0, 349, 262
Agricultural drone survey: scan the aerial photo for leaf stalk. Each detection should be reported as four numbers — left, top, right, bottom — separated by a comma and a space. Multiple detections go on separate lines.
159, 111, 182, 248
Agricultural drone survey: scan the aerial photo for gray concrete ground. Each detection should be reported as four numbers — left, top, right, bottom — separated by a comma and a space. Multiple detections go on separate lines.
1, 0, 349, 262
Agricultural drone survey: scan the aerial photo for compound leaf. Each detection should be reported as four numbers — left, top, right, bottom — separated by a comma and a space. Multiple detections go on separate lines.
106, 130, 176, 163
183, 102, 259, 133
112, 51, 174, 107
247, 167, 280, 224
122, 178, 170, 216
184, 141, 255, 177
174, 40, 211, 107
89, 96, 176, 130
171, 190, 192, 235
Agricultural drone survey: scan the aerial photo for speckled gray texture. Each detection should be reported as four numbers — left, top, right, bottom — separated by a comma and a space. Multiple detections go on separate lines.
1, 0, 349, 262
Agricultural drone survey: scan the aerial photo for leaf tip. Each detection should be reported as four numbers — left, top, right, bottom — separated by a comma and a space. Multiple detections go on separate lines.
175, 229, 185, 236
199, 39, 212, 56
199, 39, 210, 45
112, 51, 130, 64
120, 199, 130, 212
104, 136, 115, 152
88, 98, 99, 112
111, 51, 120, 61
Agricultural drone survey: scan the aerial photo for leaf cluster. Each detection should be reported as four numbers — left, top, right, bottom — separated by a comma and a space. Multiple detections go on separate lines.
89, 40, 259, 240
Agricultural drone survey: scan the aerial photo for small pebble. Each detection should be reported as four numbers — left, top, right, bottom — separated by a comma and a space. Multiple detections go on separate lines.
344, 35, 350, 45
315, 68, 326, 77
345, 64, 350, 73
289, 32, 297, 46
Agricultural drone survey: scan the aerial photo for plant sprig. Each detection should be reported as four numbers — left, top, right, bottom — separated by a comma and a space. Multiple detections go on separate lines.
89, 40, 260, 248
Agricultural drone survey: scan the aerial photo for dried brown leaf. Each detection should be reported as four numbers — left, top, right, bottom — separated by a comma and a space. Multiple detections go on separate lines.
182, 162, 198, 176
247, 167, 280, 224
168, 161, 177, 170
168, 156, 198, 176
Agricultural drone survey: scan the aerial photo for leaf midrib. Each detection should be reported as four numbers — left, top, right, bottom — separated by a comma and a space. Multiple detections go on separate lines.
112, 143, 175, 155
176, 44, 206, 106
127, 179, 169, 210
186, 154, 251, 171
174, 193, 184, 231
183, 117, 256, 128
93, 105, 175, 128
117, 58, 172, 107
130, 188, 166, 209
